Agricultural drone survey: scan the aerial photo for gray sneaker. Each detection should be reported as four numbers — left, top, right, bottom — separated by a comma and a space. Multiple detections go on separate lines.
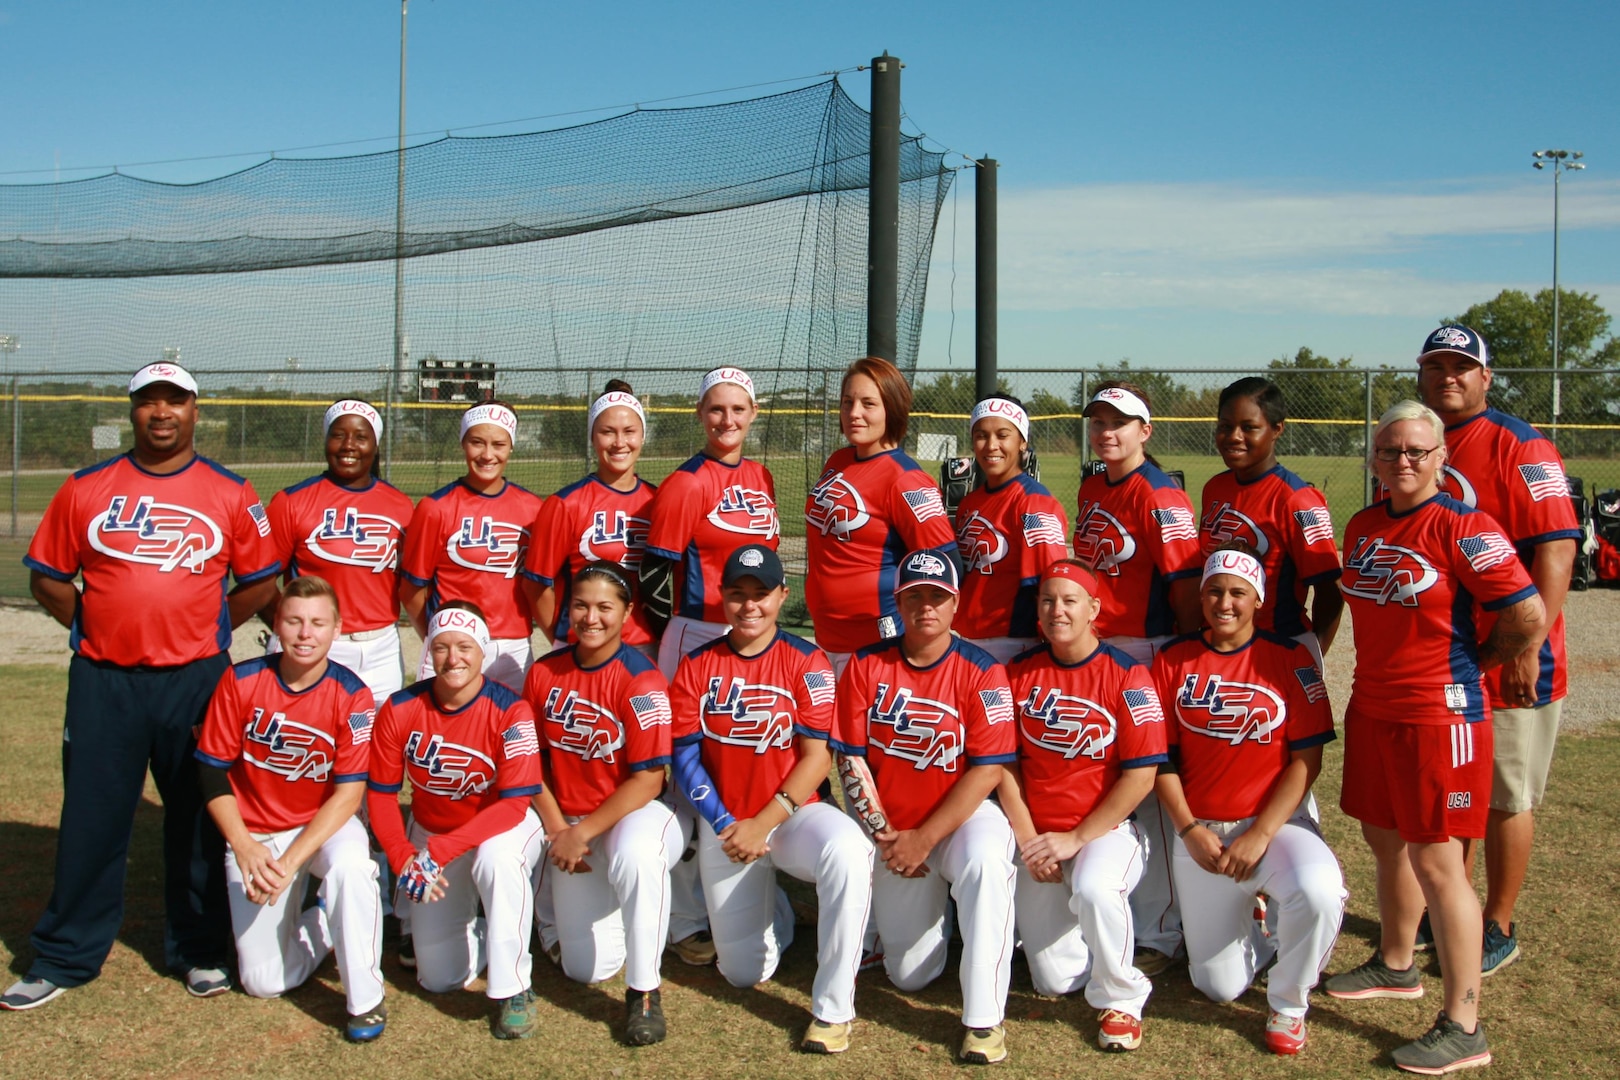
184, 967, 231, 998
1324, 951, 1424, 1000
0, 977, 67, 1011
1392, 1012, 1491, 1074
494, 988, 538, 1040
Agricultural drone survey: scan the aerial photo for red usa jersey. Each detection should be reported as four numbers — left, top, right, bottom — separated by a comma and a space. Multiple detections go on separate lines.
267, 473, 414, 632
1341, 495, 1536, 724
1200, 464, 1343, 636
522, 475, 657, 647
367, 678, 543, 839
196, 656, 374, 833
804, 447, 960, 653
1441, 410, 1581, 707
1072, 463, 1202, 639
830, 638, 1017, 832
399, 479, 544, 639
1008, 642, 1168, 834
670, 630, 836, 820
523, 643, 673, 817
955, 475, 1071, 640
25, 453, 281, 667
1153, 630, 1335, 821
644, 454, 779, 624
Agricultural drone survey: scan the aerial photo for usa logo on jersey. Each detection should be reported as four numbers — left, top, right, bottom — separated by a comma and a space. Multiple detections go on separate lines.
708, 485, 780, 538
243, 709, 335, 782
868, 682, 962, 771
806, 470, 870, 540
1175, 674, 1286, 745
90, 495, 224, 574
305, 508, 404, 573
579, 510, 651, 569
1200, 501, 1271, 556
1072, 502, 1137, 576
701, 676, 794, 754
1019, 686, 1117, 760
447, 516, 530, 578
403, 731, 495, 800
1435, 465, 1479, 508
542, 687, 625, 762
957, 509, 1009, 574
1342, 537, 1439, 607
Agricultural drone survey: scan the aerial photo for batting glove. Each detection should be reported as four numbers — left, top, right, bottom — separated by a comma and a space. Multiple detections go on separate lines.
398, 849, 442, 904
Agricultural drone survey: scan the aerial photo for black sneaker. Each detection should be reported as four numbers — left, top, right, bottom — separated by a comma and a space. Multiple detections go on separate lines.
1481, 920, 1519, 977
1391, 1012, 1490, 1074
625, 987, 666, 1045
1414, 910, 1435, 953
397, 935, 416, 969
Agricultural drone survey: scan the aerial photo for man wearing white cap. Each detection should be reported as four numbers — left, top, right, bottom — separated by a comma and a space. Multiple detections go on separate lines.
4, 363, 284, 1011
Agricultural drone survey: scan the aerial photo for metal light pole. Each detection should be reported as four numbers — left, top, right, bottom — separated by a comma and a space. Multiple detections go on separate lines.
1533, 149, 1585, 440
389, 0, 409, 482
1, 334, 19, 538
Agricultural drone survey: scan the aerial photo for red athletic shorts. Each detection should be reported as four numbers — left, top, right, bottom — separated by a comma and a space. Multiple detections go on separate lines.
1340, 709, 1493, 844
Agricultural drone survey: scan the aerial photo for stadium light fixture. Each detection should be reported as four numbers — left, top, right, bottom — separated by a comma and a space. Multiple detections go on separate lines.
1532, 148, 1586, 440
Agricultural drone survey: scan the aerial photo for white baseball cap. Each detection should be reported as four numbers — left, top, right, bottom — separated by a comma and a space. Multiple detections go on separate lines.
129, 362, 199, 396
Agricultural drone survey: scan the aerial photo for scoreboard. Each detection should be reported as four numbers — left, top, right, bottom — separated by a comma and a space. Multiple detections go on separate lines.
419, 358, 495, 403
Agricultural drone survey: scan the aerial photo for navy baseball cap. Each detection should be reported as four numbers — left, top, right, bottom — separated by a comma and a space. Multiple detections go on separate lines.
722, 544, 785, 590
895, 547, 961, 596
1417, 325, 1491, 368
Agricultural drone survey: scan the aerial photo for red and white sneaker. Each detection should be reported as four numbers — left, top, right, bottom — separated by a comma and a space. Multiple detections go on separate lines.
1097, 1009, 1142, 1052
1266, 1011, 1307, 1055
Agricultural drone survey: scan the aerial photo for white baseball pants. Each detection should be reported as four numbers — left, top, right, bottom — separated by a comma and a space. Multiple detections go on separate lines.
417, 634, 534, 691
544, 799, 682, 992
964, 637, 1039, 666
872, 800, 1017, 1030
268, 626, 405, 703
405, 809, 544, 999
656, 615, 730, 680
224, 815, 384, 1016
1171, 813, 1346, 1018
697, 801, 874, 1024
1015, 820, 1151, 1017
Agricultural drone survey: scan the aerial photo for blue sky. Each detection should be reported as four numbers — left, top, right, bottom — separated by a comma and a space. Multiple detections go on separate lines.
3, 0, 1617, 371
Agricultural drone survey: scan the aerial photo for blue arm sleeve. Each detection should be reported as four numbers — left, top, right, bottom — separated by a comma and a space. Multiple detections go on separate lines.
672, 740, 736, 834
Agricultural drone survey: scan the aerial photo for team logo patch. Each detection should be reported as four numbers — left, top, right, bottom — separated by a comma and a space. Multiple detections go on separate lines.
447, 516, 530, 577
1019, 686, 1117, 760
243, 709, 335, 781
306, 508, 405, 573
806, 470, 870, 539
957, 510, 1009, 574
1518, 461, 1569, 502
347, 709, 375, 745
90, 495, 224, 574
578, 510, 650, 569
403, 731, 495, 799
248, 501, 272, 538
1175, 675, 1286, 745
740, 548, 765, 568
500, 720, 540, 759
906, 550, 949, 576
630, 691, 673, 728
868, 682, 962, 771
542, 687, 625, 762
708, 485, 780, 539
1072, 502, 1137, 576
702, 676, 795, 754
1201, 502, 1271, 556
1432, 327, 1472, 349
1458, 531, 1517, 572
1342, 537, 1439, 607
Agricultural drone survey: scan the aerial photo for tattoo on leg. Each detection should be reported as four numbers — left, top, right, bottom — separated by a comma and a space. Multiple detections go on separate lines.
1464, 988, 1476, 1004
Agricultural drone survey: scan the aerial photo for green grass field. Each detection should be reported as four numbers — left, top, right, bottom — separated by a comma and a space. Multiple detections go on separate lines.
1, 663, 1617, 1078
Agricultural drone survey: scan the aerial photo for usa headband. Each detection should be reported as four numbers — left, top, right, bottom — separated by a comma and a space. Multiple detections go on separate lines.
1202, 549, 1266, 604
424, 608, 493, 658
460, 403, 518, 442
323, 399, 382, 441
970, 398, 1030, 442
1041, 561, 1101, 596
698, 366, 756, 403
587, 390, 646, 433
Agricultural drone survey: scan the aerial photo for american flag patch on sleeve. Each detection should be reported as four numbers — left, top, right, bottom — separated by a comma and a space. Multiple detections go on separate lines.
1122, 687, 1165, 726
630, 691, 673, 728
347, 710, 374, 745
248, 501, 272, 537
1518, 461, 1569, 502
1151, 506, 1197, 543
979, 686, 1015, 724
501, 720, 540, 759
902, 486, 947, 523
1022, 512, 1067, 547
803, 669, 837, 707
1293, 507, 1335, 546
1458, 532, 1518, 572
1293, 666, 1328, 703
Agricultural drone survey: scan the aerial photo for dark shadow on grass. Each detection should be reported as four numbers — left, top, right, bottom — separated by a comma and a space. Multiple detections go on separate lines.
528, 958, 627, 1043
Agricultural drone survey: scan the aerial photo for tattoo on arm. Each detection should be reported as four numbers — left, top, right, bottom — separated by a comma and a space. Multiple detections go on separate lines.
1478, 595, 1546, 670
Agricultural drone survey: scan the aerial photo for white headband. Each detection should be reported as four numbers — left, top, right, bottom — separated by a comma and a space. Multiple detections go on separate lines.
970, 398, 1029, 442
587, 391, 646, 433
1087, 387, 1152, 424
699, 366, 756, 403
324, 399, 382, 441
1202, 549, 1266, 604
424, 607, 492, 658
460, 403, 518, 442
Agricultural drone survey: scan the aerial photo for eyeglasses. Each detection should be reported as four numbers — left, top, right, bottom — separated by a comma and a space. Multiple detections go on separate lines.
1373, 447, 1439, 464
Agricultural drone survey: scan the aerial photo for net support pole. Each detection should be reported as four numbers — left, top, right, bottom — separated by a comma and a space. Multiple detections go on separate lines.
975, 157, 998, 401
389, 0, 408, 482
867, 52, 901, 363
